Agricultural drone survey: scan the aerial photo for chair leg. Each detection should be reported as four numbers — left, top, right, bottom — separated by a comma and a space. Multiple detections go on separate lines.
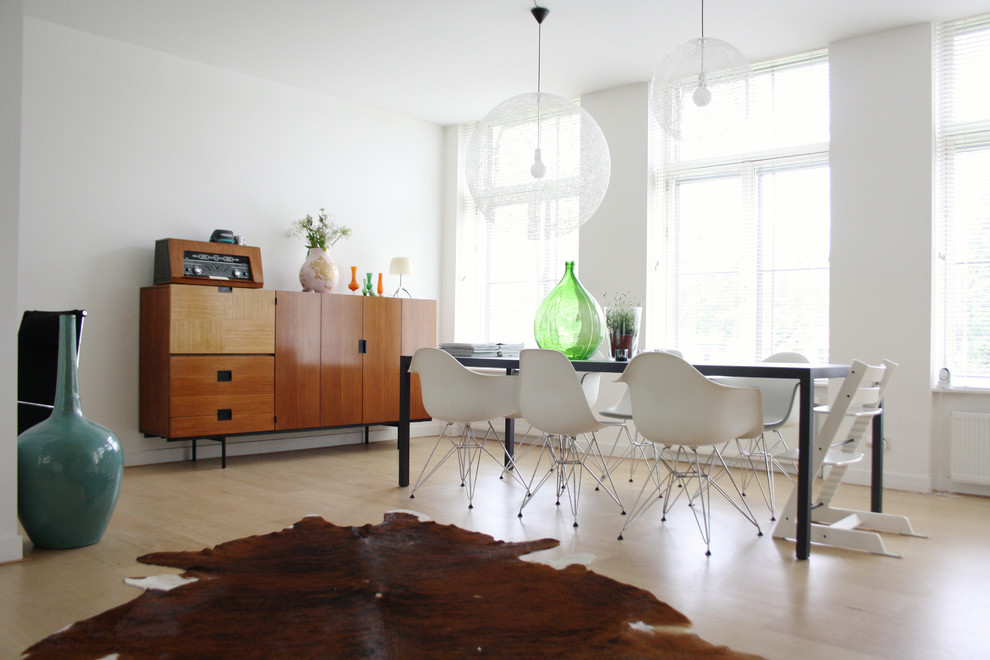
579, 432, 625, 514
410, 423, 460, 498
708, 449, 763, 536
618, 442, 671, 539
557, 436, 584, 527
519, 432, 625, 527
518, 434, 555, 517
688, 450, 713, 556
599, 424, 639, 483
413, 422, 528, 510
625, 446, 762, 555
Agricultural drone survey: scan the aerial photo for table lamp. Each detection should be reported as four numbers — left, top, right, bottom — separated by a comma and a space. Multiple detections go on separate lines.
389, 257, 412, 297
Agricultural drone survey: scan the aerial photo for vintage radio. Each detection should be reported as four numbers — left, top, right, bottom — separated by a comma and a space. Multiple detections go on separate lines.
153, 238, 264, 288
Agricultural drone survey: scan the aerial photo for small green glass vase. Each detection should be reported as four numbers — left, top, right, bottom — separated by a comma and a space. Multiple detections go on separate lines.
534, 261, 605, 360
17, 314, 123, 549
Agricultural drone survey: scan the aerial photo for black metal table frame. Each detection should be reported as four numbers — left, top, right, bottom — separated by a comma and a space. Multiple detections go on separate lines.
398, 355, 882, 561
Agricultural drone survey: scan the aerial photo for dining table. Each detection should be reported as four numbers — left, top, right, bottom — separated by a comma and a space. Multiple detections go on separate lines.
397, 354, 884, 561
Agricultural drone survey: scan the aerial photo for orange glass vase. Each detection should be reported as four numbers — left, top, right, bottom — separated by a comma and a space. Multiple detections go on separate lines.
348, 266, 360, 293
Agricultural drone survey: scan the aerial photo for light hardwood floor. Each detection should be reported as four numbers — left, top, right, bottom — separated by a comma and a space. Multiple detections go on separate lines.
2, 437, 989, 659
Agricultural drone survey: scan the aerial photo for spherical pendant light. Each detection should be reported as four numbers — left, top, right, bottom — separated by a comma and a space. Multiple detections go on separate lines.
465, 6, 611, 238
650, 1, 751, 141
465, 91, 611, 238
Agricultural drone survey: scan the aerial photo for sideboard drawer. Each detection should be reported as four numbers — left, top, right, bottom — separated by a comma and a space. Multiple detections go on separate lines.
169, 355, 274, 418
169, 411, 275, 439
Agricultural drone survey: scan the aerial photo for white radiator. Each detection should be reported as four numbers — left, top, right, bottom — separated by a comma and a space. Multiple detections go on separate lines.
949, 412, 990, 485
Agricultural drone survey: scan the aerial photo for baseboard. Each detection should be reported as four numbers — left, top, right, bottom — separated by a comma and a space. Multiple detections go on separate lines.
838, 465, 932, 493
0, 532, 23, 564
127, 421, 442, 467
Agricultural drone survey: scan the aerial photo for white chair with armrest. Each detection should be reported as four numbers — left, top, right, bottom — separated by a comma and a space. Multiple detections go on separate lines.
715, 351, 808, 520
517, 349, 625, 527
616, 351, 764, 555
408, 347, 525, 509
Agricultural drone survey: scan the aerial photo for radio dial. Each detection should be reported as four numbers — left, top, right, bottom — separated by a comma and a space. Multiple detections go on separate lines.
193, 265, 203, 276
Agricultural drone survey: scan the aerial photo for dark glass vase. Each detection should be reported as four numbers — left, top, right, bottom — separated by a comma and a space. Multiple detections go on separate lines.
534, 261, 605, 360
17, 314, 123, 549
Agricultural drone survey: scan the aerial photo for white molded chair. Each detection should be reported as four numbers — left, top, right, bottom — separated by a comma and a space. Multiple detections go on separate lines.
772, 359, 925, 556
599, 349, 684, 483
616, 351, 765, 555
717, 351, 808, 520
408, 348, 525, 508
517, 349, 625, 527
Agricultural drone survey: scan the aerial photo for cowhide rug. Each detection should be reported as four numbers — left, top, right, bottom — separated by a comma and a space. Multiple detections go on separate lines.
23, 512, 761, 659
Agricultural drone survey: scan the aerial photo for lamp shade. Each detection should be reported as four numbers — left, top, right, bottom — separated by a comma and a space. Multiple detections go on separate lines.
389, 257, 413, 276
650, 37, 751, 141
465, 92, 611, 239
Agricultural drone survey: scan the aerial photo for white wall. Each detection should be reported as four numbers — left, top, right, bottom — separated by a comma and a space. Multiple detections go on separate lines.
438, 124, 460, 343
829, 24, 936, 492
579, 84, 651, 325
0, 0, 24, 564
18, 18, 444, 466
579, 84, 651, 411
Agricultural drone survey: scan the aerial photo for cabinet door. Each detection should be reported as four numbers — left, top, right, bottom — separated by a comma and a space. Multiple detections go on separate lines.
275, 291, 322, 430
362, 297, 402, 424
169, 285, 275, 354
401, 298, 437, 420
140, 285, 171, 437
321, 295, 364, 427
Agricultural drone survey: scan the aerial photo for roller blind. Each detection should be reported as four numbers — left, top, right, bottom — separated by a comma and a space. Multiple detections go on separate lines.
455, 123, 578, 345
934, 14, 990, 389
648, 50, 830, 362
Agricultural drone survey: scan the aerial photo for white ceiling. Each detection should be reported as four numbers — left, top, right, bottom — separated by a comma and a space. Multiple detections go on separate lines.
22, 0, 990, 126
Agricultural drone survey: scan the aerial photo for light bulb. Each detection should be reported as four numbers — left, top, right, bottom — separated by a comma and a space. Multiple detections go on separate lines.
693, 84, 712, 107
530, 148, 547, 178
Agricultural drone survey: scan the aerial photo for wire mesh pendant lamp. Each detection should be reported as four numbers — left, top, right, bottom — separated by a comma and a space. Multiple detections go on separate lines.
650, 0, 752, 140
465, 5, 611, 239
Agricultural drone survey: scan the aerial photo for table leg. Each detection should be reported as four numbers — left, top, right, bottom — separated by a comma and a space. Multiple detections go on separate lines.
399, 355, 411, 487
504, 417, 515, 469
796, 372, 813, 560
871, 403, 884, 512
503, 366, 515, 469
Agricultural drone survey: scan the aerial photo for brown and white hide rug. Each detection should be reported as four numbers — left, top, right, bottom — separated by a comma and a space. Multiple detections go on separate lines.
23, 512, 762, 659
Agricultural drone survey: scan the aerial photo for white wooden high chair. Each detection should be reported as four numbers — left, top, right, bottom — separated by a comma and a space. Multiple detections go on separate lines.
772, 359, 927, 556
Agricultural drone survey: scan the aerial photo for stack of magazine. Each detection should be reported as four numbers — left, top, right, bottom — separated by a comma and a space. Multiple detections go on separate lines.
439, 342, 524, 358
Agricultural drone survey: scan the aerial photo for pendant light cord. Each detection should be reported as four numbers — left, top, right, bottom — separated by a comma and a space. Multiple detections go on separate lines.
699, 0, 706, 80
534, 6, 547, 149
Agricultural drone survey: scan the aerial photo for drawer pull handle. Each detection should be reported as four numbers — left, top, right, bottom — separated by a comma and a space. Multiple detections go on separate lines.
218, 286, 233, 293
217, 370, 232, 382
358, 339, 367, 354
217, 409, 232, 421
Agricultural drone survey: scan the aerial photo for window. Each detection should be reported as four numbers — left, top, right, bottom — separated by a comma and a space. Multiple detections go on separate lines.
935, 14, 990, 389
648, 51, 830, 362
455, 123, 578, 345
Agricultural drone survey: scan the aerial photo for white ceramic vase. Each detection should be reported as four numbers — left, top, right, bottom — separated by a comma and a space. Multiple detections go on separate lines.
299, 248, 340, 293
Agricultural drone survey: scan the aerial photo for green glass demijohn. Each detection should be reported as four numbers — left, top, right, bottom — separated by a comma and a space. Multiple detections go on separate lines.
534, 261, 605, 360
18, 314, 123, 549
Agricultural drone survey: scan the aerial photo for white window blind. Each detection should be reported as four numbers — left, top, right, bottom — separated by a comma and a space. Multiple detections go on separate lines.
648, 51, 830, 363
455, 123, 578, 345
935, 13, 990, 389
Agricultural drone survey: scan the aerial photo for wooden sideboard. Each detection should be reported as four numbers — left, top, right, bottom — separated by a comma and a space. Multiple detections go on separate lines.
140, 284, 436, 464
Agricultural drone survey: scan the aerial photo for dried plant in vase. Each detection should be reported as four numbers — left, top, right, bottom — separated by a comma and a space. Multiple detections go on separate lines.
603, 292, 642, 360
287, 209, 353, 293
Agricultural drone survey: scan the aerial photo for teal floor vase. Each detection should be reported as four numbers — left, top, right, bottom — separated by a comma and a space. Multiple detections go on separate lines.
534, 261, 605, 360
18, 314, 123, 549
